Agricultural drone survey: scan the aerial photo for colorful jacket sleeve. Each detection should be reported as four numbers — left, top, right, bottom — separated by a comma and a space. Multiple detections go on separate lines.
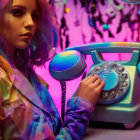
56, 97, 94, 140
35, 79, 94, 140
35, 74, 94, 140
32, 72, 94, 140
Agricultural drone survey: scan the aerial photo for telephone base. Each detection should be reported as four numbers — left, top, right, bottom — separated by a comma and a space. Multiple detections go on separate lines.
64, 42, 140, 129
91, 66, 140, 128
90, 52, 140, 129
91, 102, 140, 128
91, 84, 140, 129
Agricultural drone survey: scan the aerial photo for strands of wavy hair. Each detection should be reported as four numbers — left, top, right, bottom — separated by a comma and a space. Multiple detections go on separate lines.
0, 0, 58, 73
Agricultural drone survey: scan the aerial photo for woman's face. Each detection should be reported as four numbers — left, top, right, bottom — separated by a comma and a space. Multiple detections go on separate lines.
0, 0, 40, 51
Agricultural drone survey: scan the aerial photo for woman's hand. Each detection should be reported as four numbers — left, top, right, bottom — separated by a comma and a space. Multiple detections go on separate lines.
75, 75, 105, 106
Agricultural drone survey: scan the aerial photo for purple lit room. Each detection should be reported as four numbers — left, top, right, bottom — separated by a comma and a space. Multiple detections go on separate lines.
35, 0, 140, 139
1, 0, 140, 139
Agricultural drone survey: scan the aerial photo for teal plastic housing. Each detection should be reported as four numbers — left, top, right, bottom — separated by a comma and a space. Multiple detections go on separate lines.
66, 42, 140, 128
91, 50, 140, 127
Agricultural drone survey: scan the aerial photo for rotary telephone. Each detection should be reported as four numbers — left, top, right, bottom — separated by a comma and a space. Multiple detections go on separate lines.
49, 42, 140, 128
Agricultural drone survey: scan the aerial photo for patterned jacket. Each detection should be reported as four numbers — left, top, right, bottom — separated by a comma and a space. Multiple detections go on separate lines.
0, 55, 94, 140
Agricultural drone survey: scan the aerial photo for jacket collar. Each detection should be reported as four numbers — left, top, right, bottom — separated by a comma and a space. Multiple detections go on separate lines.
0, 54, 48, 113
11, 67, 48, 113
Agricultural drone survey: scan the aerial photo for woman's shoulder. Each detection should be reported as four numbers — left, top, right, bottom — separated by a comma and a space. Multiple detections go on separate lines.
0, 55, 13, 77
0, 67, 7, 75
0, 67, 7, 83
0, 67, 13, 94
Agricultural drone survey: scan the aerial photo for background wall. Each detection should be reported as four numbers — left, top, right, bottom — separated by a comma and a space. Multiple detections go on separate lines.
36, 0, 140, 115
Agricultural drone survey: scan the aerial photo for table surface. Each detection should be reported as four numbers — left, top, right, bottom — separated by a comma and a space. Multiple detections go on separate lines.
84, 121, 140, 140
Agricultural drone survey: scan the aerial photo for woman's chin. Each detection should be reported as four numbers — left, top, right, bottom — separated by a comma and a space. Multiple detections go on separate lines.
15, 42, 30, 49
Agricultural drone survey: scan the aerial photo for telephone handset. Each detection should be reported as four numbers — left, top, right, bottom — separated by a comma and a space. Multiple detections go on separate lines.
49, 50, 87, 121
49, 42, 140, 105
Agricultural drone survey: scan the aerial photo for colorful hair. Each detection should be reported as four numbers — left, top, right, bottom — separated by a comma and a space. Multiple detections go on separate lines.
0, 0, 58, 72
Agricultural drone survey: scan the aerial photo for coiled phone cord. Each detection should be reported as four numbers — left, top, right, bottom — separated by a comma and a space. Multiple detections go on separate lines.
60, 81, 66, 122
60, 68, 87, 122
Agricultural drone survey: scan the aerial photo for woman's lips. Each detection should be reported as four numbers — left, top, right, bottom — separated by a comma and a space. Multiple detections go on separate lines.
20, 33, 32, 41
21, 32, 32, 37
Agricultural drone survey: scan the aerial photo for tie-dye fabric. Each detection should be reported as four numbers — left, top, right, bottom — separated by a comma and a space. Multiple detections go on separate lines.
0, 56, 94, 140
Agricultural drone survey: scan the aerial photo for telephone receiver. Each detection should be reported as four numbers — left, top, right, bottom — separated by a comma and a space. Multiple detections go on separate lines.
49, 42, 140, 104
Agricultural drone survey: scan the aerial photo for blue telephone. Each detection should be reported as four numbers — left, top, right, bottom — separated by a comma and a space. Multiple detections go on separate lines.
49, 42, 140, 128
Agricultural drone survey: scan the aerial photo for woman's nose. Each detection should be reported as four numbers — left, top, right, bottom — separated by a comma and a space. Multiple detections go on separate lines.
24, 14, 35, 30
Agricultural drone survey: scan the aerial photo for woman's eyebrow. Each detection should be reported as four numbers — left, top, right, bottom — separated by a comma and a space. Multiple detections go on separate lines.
11, 5, 26, 10
11, 5, 39, 12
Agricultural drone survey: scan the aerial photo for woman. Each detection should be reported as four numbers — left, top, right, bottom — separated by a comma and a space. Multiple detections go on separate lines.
0, 0, 105, 139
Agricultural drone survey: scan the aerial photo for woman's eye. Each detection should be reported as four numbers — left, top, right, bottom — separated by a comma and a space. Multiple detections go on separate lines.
11, 9, 24, 17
